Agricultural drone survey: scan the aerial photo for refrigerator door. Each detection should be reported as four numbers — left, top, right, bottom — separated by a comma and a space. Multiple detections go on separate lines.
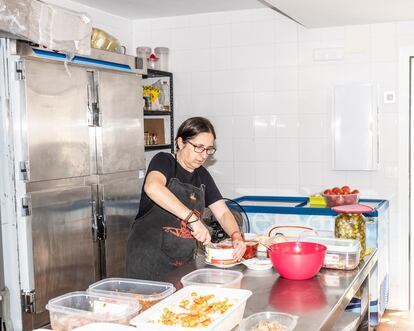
29, 186, 98, 314
98, 171, 143, 277
23, 59, 90, 182
96, 71, 144, 174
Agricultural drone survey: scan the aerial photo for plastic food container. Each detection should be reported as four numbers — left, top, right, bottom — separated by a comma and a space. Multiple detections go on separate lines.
46, 291, 140, 331
136, 46, 151, 60
181, 269, 243, 289
205, 241, 237, 265
239, 311, 298, 331
243, 241, 259, 259
302, 236, 361, 270
87, 278, 175, 311
154, 47, 169, 71
322, 193, 359, 207
130, 285, 252, 331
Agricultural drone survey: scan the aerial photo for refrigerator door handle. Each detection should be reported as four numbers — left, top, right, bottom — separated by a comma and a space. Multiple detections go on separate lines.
91, 199, 99, 241
101, 198, 107, 240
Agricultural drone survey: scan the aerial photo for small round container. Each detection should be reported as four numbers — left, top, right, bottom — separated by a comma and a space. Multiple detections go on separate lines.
239, 311, 298, 331
205, 241, 236, 265
136, 46, 151, 60
154, 47, 169, 71
322, 193, 359, 207
181, 268, 243, 288
243, 241, 259, 260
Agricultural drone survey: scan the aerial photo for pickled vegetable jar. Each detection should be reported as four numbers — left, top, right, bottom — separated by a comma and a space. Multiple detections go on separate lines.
335, 213, 366, 260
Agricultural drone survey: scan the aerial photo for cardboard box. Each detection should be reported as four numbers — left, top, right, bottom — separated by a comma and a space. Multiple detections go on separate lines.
144, 119, 165, 145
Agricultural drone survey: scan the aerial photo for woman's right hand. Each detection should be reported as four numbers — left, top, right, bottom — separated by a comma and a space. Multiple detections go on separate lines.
190, 219, 211, 245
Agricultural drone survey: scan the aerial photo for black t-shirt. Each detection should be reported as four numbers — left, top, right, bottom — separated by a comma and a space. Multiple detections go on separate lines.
137, 152, 223, 218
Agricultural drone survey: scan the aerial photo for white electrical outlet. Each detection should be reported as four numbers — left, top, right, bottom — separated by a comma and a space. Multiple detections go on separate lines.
383, 91, 396, 104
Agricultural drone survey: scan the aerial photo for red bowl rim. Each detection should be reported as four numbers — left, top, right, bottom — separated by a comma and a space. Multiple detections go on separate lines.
269, 242, 327, 255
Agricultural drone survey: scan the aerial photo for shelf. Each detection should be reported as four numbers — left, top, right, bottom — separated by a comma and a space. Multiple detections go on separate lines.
145, 144, 173, 151
144, 111, 172, 116
144, 69, 173, 78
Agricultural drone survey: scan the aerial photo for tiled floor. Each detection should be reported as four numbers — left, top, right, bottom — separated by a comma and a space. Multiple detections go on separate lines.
376, 310, 414, 330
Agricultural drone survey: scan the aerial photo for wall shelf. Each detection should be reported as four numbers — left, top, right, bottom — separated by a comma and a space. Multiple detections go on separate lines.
145, 144, 173, 151
142, 69, 174, 154
144, 111, 172, 116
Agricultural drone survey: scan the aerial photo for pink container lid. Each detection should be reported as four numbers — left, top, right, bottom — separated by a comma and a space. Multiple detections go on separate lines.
332, 204, 374, 214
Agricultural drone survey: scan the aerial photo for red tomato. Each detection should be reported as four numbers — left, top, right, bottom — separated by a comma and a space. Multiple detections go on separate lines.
342, 188, 351, 195
333, 188, 342, 195
324, 189, 333, 195
341, 185, 350, 192
351, 189, 360, 194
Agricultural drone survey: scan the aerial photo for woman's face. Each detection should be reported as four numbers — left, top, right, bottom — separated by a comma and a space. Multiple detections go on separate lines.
177, 132, 215, 171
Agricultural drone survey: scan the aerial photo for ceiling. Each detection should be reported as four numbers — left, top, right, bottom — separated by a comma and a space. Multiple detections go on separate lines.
70, 0, 265, 19
260, 0, 414, 27
70, 0, 414, 26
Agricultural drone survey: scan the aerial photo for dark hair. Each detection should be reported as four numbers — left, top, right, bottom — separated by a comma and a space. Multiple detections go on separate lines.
175, 117, 216, 149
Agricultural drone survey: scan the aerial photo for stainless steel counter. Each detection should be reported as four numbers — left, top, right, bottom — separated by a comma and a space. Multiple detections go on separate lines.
164, 250, 378, 331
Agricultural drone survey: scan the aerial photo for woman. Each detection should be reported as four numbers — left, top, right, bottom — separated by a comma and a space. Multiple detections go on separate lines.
126, 117, 246, 280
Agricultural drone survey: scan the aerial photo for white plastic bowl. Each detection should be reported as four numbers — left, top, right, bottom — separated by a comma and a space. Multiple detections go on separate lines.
239, 311, 298, 331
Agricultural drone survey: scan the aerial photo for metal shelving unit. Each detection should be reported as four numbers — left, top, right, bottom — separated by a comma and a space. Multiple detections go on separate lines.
143, 69, 174, 153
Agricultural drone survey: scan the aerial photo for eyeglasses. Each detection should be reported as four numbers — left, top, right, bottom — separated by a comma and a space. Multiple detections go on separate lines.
186, 140, 216, 155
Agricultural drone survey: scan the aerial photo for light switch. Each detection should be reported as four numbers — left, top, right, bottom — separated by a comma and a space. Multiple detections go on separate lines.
383, 91, 396, 104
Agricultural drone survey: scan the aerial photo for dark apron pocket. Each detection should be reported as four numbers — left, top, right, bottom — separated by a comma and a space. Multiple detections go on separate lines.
161, 231, 195, 260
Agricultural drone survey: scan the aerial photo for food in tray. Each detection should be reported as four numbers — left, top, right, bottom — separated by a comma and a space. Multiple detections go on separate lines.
151, 292, 235, 328
130, 294, 161, 311
251, 320, 285, 331
50, 314, 131, 331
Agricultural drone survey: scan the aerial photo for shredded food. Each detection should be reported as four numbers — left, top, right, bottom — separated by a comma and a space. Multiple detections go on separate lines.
251, 320, 285, 331
154, 292, 235, 328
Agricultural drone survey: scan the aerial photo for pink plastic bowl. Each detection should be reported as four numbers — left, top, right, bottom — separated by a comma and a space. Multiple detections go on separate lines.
269, 242, 327, 280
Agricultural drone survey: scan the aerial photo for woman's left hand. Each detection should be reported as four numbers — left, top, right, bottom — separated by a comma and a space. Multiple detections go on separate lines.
232, 239, 246, 262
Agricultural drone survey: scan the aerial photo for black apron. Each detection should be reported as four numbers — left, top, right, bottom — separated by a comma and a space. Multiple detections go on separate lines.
126, 159, 205, 281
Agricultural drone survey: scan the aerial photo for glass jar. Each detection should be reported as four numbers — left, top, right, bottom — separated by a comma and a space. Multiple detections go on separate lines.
154, 47, 169, 71
160, 80, 170, 111
335, 213, 366, 260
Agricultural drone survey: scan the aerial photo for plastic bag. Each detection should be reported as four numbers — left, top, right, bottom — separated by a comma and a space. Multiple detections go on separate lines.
0, 0, 92, 54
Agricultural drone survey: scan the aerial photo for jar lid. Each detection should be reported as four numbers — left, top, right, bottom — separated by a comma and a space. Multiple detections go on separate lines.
332, 204, 373, 214
136, 46, 152, 53
154, 47, 169, 54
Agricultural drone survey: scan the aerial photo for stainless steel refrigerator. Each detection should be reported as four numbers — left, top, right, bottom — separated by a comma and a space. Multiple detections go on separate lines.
0, 39, 145, 330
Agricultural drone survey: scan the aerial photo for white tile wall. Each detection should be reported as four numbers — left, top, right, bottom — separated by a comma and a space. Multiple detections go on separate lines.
132, 7, 414, 309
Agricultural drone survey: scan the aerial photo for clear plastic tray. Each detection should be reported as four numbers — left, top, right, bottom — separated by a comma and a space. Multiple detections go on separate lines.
46, 291, 140, 331
87, 278, 175, 311
239, 311, 298, 331
181, 269, 243, 288
130, 285, 252, 331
